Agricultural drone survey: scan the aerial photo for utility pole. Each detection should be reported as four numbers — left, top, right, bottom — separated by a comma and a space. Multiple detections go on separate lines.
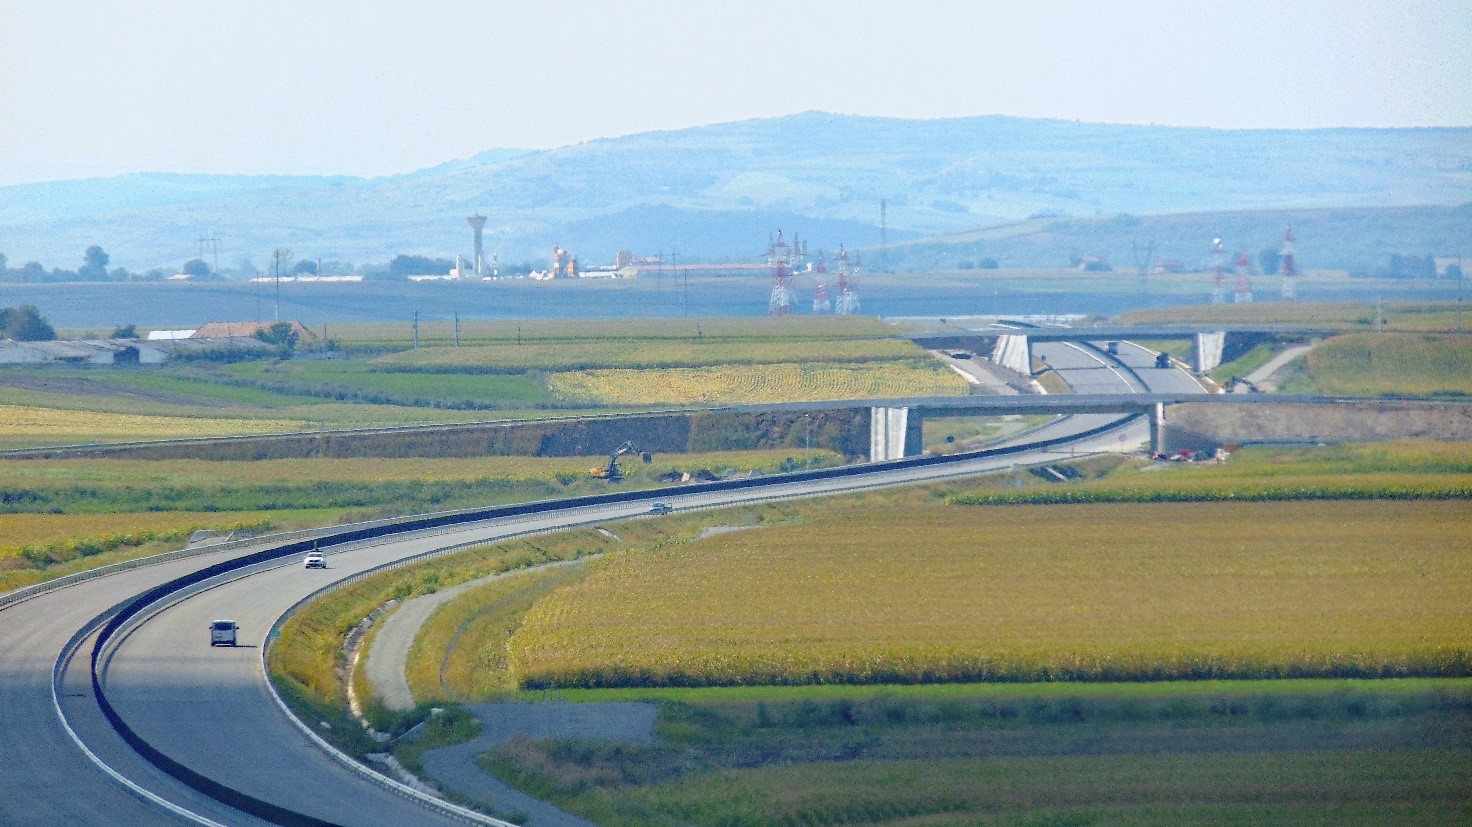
272, 249, 281, 322
413, 311, 419, 349
675, 249, 686, 317
879, 199, 888, 274
454, 312, 460, 347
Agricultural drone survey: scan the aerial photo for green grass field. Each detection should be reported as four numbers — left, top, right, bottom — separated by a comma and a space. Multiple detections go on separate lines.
222, 360, 556, 408
375, 338, 923, 372
324, 316, 900, 349
485, 683, 1472, 826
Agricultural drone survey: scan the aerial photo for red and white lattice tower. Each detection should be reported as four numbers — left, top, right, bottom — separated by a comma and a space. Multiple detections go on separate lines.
767, 230, 795, 316
1279, 225, 1297, 301
834, 244, 861, 315
811, 253, 831, 314
1210, 238, 1227, 304
1233, 250, 1253, 304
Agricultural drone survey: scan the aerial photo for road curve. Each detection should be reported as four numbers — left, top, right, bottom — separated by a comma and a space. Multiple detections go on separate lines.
4, 340, 1177, 826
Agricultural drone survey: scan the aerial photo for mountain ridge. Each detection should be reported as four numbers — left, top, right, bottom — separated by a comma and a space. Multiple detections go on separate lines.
1, 112, 1467, 270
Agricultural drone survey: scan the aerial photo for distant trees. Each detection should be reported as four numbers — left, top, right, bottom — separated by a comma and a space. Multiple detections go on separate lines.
1258, 247, 1281, 276
0, 305, 57, 341
1387, 253, 1436, 280
79, 246, 110, 280
181, 258, 212, 277
387, 254, 454, 278
110, 323, 138, 339
255, 321, 300, 354
292, 259, 318, 275
0, 253, 8, 277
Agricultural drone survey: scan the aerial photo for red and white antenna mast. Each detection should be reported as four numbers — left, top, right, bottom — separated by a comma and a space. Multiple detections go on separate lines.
1233, 250, 1253, 303
833, 245, 860, 314
1280, 225, 1297, 301
767, 230, 794, 316
811, 252, 831, 314
1210, 238, 1227, 304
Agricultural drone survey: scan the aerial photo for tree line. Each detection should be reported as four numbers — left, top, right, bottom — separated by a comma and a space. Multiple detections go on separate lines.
0, 247, 548, 282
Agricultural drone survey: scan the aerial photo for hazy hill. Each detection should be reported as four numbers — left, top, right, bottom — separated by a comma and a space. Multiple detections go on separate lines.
885, 205, 1472, 272
0, 112, 1468, 271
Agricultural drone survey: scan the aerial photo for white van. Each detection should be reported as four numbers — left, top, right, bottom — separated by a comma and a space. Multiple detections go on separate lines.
209, 619, 238, 647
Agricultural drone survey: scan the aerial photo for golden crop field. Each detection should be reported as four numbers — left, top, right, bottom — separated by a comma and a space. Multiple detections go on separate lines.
375, 338, 922, 371
508, 500, 1472, 687
547, 362, 970, 405
0, 449, 830, 489
0, 404, 307, 442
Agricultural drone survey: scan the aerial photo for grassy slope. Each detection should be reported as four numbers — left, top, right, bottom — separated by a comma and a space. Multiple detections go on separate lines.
0, 509, 329, 592
1294, 333, 1472, 396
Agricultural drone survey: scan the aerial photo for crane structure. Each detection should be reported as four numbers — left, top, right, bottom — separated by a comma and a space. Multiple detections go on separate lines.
589, 440, 653, 480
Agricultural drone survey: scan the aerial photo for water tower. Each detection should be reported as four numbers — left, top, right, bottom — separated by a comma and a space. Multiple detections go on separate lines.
467, 215, 488, 276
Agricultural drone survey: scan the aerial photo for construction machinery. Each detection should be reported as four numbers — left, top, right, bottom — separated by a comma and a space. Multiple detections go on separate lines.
590, 441, 652, 480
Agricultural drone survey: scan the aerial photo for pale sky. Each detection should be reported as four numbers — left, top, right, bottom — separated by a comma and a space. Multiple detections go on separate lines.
1, 0, 1469, 187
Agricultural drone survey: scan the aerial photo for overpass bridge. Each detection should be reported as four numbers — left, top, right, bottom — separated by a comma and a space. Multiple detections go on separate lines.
723, 392, 1354, 459
910, 325, 1335, 375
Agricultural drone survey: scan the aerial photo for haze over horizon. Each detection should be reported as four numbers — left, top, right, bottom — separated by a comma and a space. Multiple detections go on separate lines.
3, 1, 1470, 187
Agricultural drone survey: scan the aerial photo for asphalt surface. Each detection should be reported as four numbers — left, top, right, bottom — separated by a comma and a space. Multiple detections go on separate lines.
0, 337, 1186, 826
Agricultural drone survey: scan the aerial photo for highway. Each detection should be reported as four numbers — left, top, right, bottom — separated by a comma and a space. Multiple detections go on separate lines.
1, 338, 1194, 826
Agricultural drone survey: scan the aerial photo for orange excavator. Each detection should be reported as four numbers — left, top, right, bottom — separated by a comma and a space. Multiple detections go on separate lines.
590, 441, 653, 480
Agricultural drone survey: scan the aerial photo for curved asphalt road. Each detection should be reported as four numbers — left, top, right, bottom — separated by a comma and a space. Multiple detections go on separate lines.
1, 338, 1198, 826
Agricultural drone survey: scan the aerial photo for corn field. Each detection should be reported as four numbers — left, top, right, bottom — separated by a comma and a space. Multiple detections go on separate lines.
547, 362, 970, 406
507, 500, 1472, 688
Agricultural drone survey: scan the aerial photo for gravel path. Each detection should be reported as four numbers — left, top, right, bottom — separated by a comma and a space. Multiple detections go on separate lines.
1241, 344, 1314, 391
365, 560, 587, 711
420, 701, 658, 827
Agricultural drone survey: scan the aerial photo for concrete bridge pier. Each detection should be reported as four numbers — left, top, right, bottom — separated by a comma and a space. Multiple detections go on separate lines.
1150, 401, 1166, 454
1192, 331, 1226, 373
870, 407, 923, 461
991, 334, 1032, 376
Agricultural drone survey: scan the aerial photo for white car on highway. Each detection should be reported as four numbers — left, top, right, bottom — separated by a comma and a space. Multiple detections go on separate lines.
303, 551, 327, 569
